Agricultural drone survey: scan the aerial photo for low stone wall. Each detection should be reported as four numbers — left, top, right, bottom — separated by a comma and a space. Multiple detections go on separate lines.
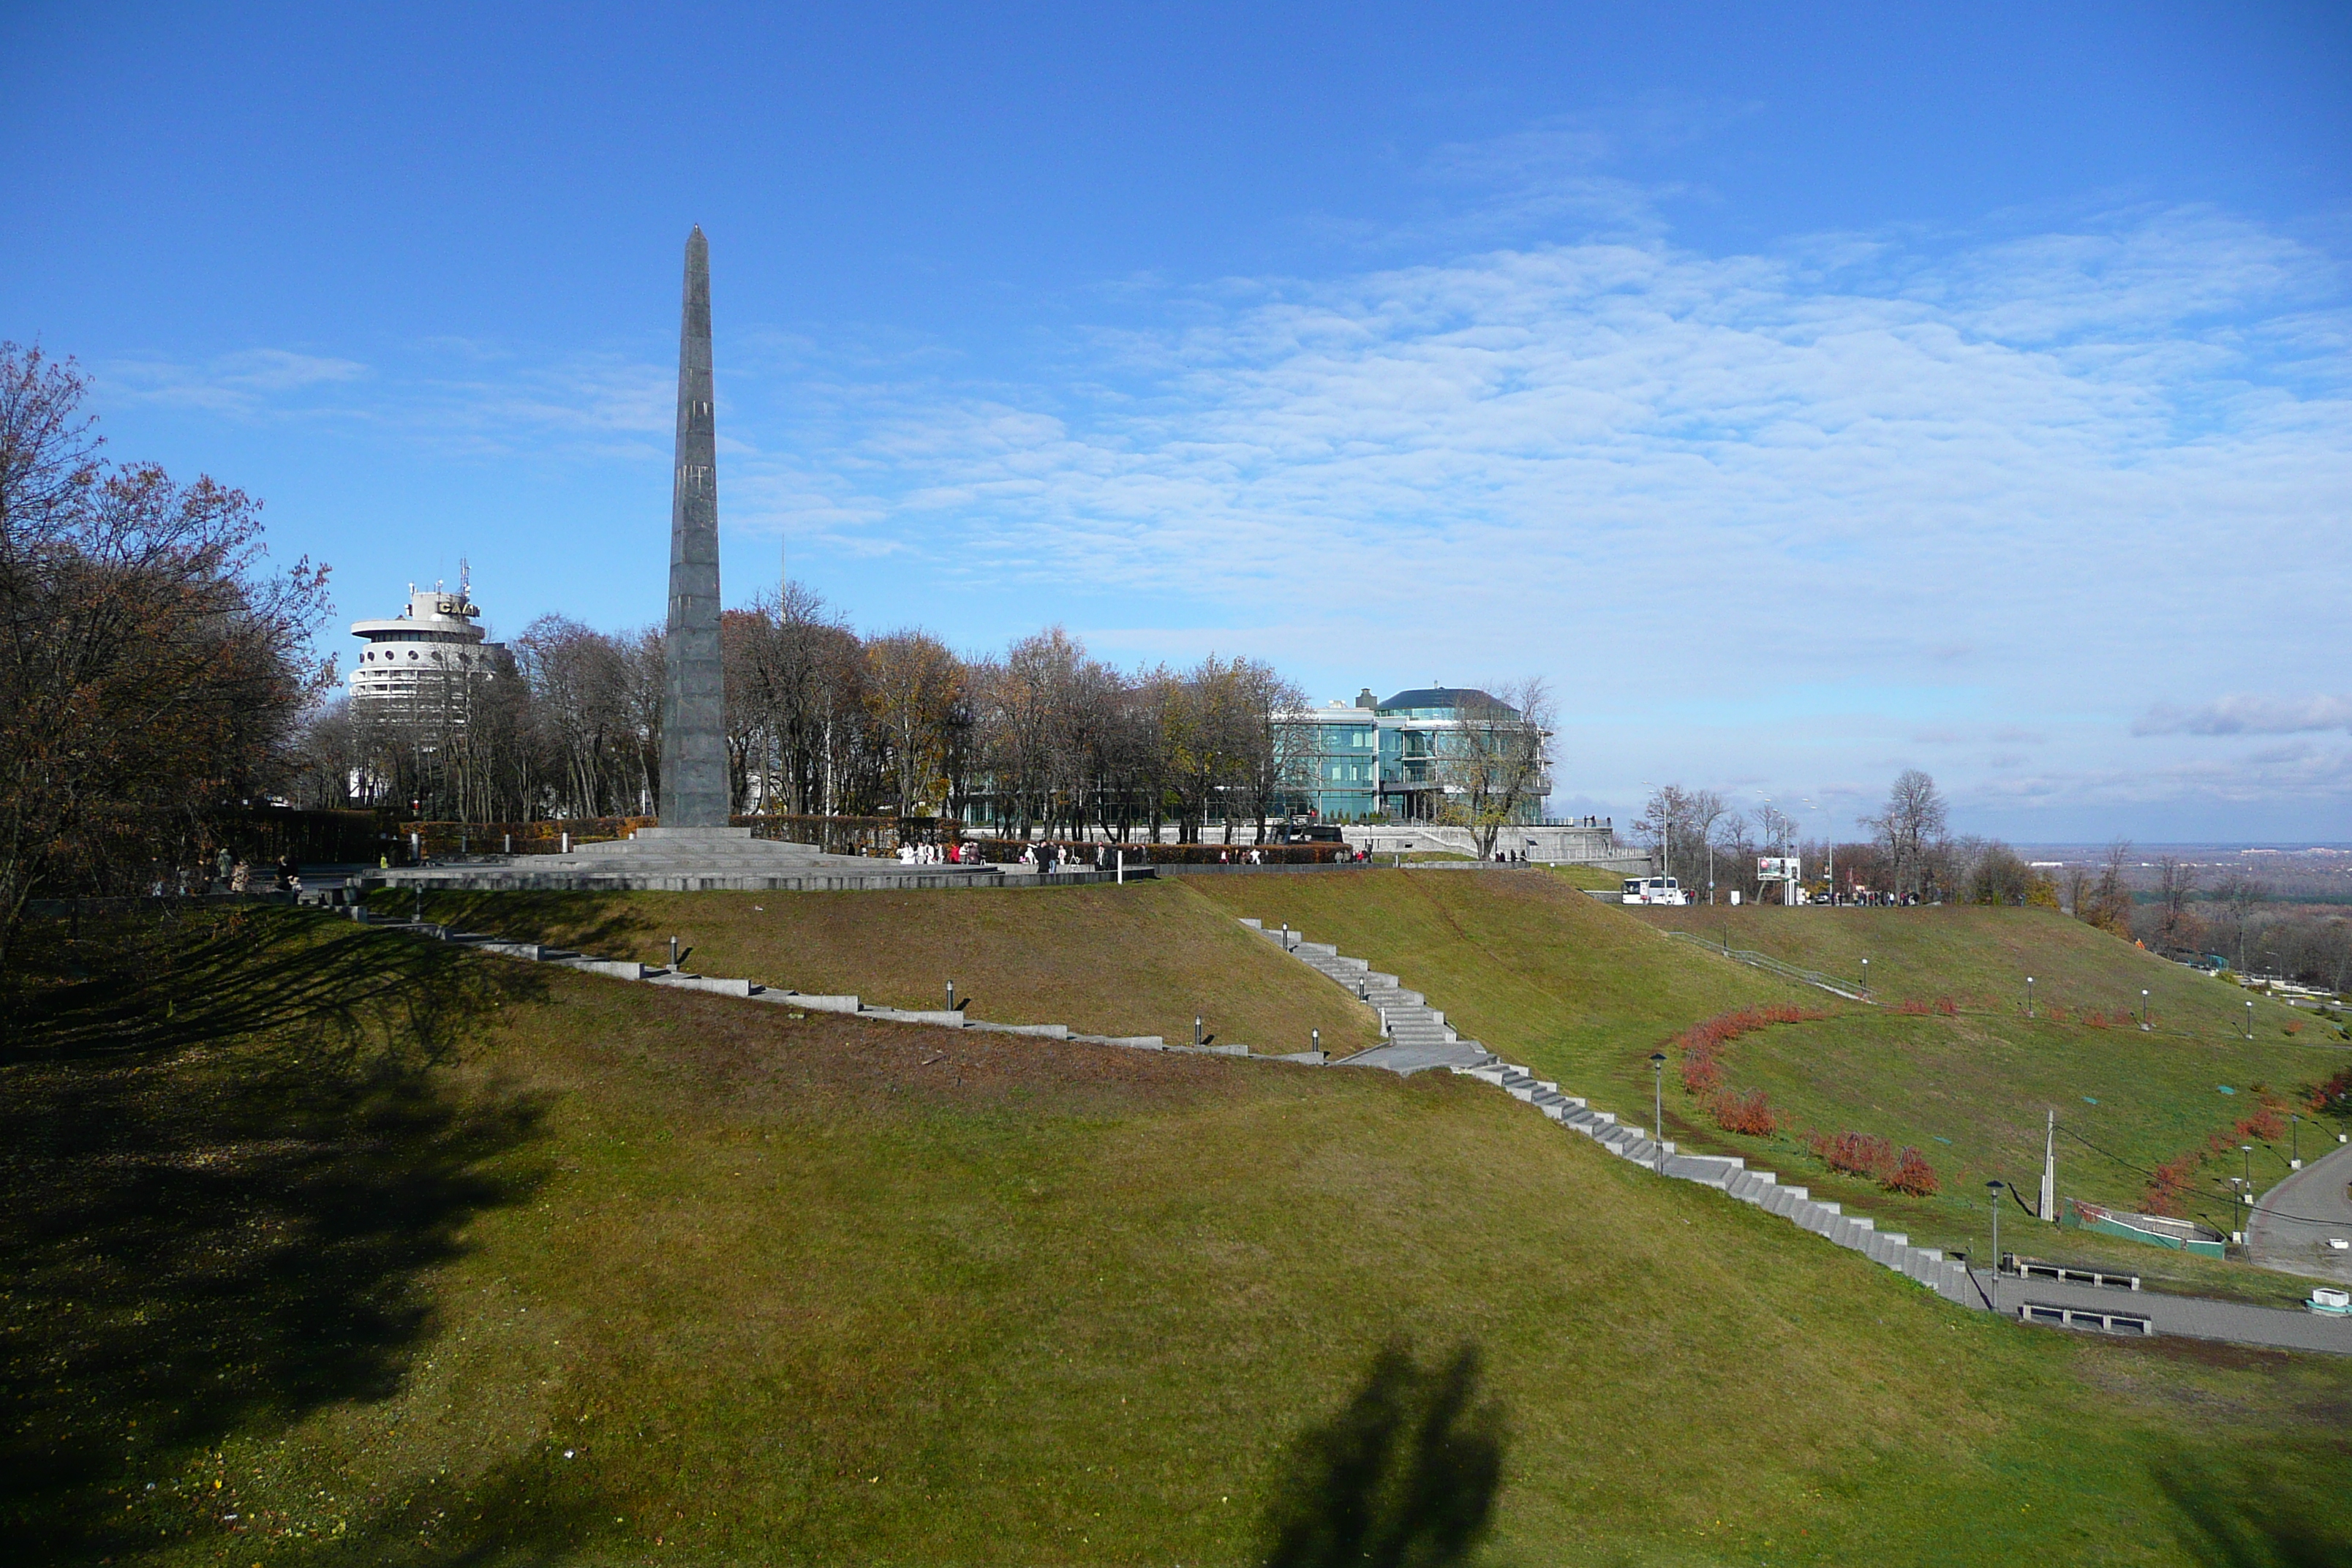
369, 865, 1157, 894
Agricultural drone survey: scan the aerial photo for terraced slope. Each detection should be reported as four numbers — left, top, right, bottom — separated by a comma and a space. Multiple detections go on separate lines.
1179, 867, 1801, 1101
8, 907, 2349, 1565
379, 878, 1382, 1058
1189, 874, 2348, 1303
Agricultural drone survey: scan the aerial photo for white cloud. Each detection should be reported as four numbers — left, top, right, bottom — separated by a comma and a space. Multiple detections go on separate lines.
105, 348, 369, 413
2135, 695, 2352, 737
119, 193, 2351, 834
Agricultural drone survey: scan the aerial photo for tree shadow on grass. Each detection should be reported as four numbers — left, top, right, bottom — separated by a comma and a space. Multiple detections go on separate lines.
369, 888, 658, 965
0, 909, 554, 1563
1259, 1339, 1508, 1568
283, 1447, 630, 1567
2155, 1446, 2352, 1567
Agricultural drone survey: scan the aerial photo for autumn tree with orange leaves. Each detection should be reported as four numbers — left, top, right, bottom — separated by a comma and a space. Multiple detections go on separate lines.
0, 344, 330, 968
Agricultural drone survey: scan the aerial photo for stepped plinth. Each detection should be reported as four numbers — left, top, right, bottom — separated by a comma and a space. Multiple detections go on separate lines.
380, 829, 1002, 892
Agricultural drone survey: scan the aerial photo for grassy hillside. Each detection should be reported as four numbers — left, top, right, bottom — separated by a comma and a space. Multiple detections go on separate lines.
1627, 902, 2315, 1039
7, 906, 2350, 1566
1621, 906, 2351, 1279
1178, 867, 1801, 1104
378, 878, 1382, 1058
1184, 874, 2351, 1303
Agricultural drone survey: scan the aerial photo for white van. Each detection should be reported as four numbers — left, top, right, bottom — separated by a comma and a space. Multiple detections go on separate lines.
1621, 876, 1692, 906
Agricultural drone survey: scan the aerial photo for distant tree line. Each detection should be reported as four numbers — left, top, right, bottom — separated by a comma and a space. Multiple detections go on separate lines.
1635, 770, 2061, 909
293, 590, 1321, 845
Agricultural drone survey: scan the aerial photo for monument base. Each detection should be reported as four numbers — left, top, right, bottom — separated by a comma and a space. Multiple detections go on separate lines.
376, 824, 1036, 893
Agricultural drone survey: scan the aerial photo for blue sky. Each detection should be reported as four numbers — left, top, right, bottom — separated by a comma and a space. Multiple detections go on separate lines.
6, 2, 2348, 840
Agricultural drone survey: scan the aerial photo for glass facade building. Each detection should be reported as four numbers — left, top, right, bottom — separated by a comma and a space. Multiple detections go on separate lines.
1276, 686, 1551, 824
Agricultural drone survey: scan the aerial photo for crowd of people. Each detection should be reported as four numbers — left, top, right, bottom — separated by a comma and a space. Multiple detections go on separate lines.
146, 850, 303, 897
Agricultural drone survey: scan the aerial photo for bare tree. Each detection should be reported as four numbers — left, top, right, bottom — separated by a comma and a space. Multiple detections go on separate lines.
1637, 785, 1693, 882
1231, 659, 1309, 843
1436, 679, 1555, 859
2154, 854, 2199, 951
1686, 789, 1728, 902
2080, 839, 2135, 935
2211, 872, 2269, 973
1859, 769, 1947, 900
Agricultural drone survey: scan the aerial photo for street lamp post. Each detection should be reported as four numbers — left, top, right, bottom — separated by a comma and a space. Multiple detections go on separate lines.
1651, 1052, 1667, 1146
2240, 1143, 2254, 1243
2291, 1114, 2302, 1169
2141, 988, 2151, 1031
1986, 1180, 2007, 1314
2026, 976, 2035, 1019
1861, 957, 1871, 997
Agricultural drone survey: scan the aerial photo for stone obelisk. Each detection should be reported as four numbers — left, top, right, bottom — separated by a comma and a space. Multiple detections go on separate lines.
659, 226, 729, 828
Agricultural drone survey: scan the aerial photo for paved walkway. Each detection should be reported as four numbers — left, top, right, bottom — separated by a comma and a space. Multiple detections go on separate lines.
2249, 1139, 2352, 1286
1238, 921, 1493, 1074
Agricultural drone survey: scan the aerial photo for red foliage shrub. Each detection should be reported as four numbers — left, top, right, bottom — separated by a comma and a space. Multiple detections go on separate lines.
1887, 1147, 1940, 1196
2242, 1105, 2287, 1141
1802, 1131, 1941, 1195
2082, 1010, 2111, 1029
2144, 1153, 2199, 1218
1934, 996, 1959, 1017
1711, 1089, 1780, 1136
1808, 1130, 1896, 1179
1680, 1052, 1725, 1096
1667, 1005, 1825, 1098
1893, 998, 1931, 1016
2310, 1065, 2352, 1112
2044, 1003, 2070, 1024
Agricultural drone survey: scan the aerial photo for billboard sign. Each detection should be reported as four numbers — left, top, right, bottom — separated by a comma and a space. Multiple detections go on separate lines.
1757, 856, 1801, 881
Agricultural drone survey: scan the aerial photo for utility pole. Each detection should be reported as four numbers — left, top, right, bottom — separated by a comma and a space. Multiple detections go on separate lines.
1986, 1180, 2007, 1313
2040, 1108, 2057, 1223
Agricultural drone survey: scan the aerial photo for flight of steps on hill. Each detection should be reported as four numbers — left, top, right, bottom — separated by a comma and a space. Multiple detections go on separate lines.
1237, 919, 1494, 1074
1237, 914, 1986, 1308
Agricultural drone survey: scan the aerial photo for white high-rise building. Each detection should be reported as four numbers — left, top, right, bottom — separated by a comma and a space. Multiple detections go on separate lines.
348, 578, 505, 717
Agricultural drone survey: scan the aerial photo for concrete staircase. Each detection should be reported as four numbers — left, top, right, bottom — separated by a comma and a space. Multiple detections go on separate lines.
1240, 914, 1985, 1307
1239, 921, 1495, 1074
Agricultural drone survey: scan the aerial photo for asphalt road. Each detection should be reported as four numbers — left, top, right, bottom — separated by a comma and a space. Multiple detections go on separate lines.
2248, 1137, 2352, 1286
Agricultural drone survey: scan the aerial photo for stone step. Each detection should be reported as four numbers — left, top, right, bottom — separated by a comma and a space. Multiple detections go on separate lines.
748, 992, 861, 1014
861, 1006, 967, 1027
647, 973, 760, 998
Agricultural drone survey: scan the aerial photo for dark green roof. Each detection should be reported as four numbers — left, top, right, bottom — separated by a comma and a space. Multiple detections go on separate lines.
1377, 686, 1514, 717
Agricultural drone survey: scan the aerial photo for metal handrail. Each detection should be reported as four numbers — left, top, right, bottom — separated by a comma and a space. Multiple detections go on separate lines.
1662, 929, 1871, 1000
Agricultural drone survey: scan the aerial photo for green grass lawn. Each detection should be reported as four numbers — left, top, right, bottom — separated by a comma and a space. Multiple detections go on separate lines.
7, 905, 2351, 1566
1178, 867, 1801, 1104
1172, 878, 2348, 1305
1626, 902, 2320, 1040
374, 878, 1382, 1059
1541, 863, 1626, 892
1617, 906, 2352, 1292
